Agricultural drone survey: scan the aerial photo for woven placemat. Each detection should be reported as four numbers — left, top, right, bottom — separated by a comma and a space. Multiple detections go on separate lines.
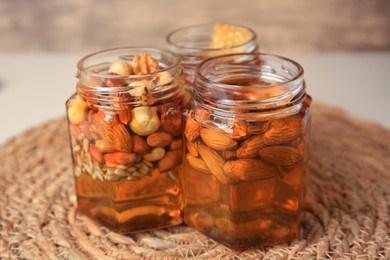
1, 103, 390, 259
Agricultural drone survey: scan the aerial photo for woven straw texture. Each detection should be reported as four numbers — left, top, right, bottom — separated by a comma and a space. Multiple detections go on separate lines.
1, 103, 390, 259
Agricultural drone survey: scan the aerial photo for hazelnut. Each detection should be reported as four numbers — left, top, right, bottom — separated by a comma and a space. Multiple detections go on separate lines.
108, 61, 132, 76
129, 106, 160, 136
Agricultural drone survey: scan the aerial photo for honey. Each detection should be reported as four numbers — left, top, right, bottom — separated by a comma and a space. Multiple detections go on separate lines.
75, 167, 183, 233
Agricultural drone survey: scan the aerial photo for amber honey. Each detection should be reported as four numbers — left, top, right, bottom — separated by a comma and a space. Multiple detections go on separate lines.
75, 167, 183, 233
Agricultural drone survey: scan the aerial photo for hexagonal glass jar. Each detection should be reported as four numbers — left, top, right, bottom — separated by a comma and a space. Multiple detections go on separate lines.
182, 53, 312, 249
66, 47, 188, 233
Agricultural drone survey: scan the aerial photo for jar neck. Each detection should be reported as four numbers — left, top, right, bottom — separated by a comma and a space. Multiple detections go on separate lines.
76, 47, 184, 108
166, 23, 258, 85
193, 53, 306, 121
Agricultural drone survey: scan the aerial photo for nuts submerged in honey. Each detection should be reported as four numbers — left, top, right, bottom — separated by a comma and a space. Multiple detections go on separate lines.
182, 98, 311, 249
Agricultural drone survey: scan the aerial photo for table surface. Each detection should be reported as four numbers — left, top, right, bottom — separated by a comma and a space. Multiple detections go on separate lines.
0, 52, 389, 144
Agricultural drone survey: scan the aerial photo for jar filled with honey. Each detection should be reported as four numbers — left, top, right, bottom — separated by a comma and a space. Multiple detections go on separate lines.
166, 23, 258, 88
66, 47, 186, 233
182, 53, 312, 249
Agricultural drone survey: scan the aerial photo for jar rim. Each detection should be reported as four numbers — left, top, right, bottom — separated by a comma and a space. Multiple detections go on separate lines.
166, 23, 257, 52
77, 46, 182, 78
75, 47, 185, 107
195, 52, 304, 90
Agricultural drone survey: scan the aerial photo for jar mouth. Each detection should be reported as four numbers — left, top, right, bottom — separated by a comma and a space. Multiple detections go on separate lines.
77, 46, 182, 79
166, 23, 257, 52
196, 53, 304, 89
193, 53, 305, 116
76, 47, 184, 107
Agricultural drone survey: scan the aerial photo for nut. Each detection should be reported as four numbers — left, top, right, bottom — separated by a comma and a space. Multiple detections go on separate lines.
186, 140, 199, 157
184, 110, 202, 142
230, 121, 250, 140
95, 139, 117, 153
290, 137, 305, 154
158, 150, 182, 172
132, 53, 159, 75
247, 121, 269, 134
108, 61, 132, 76
133, 135, 150, 155
224, 159, 278, 181
130, 106, 160, 136
68, 96, 88, 124
89, 144, 105, 164
170, 139, 183, 151
258, 146, 302, 166
147, 132, 173, 148
94, 110, 133, 153
186, 153, 211, 174
198, 144, 231, 184
200, 128, 238, 151
104, 152, 138, 166
161, 103, 182, 136
263, 116, 302, 145
118, 109, 132, 124
129, 80, 149, 96
156, 71, 172, 85
143, 147, 166, 162
236, 134, 266, 159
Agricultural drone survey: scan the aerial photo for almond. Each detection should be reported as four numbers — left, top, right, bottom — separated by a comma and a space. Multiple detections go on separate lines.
158, 150, 182, 172
118, 109, 132, 124
200, 128, 238, 151
224, 159, 278, 181
236, 134, 266, 159
94, 110, 133, 153
133, 135, 150, 155
186, 140, 199, 157
198, 144, 231, 184
186, 153, 211, 174
184, 110, 202, 142
259, 146, 302, 166
170, 139, 183, 151
89, 144, 105, 164
230, 121, 249, 140
95, 139, 117, 153
161, 103, 182, 136
263, 116, 302, 145
147, 132, 173, 147
104, 152, 138, 166
247, 121, 269, 134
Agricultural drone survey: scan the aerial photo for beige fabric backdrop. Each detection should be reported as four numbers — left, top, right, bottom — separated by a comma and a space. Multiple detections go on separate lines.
1, 0, 389, 53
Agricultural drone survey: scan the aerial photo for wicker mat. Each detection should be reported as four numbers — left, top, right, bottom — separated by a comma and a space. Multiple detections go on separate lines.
1, 103, 390, 259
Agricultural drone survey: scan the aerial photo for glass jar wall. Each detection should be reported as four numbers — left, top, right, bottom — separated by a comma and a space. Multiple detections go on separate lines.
66, 47, 186, 233
182, 53, 312, 249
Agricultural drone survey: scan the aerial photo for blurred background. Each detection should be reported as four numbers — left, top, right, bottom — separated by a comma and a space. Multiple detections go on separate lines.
1, 0, 389, 53
0, 0, 390, 143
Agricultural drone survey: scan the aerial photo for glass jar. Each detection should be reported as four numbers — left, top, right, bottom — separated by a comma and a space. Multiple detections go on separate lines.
182, 53, 312, 249
66, 47, 186, 233
166, 23, 258, 87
